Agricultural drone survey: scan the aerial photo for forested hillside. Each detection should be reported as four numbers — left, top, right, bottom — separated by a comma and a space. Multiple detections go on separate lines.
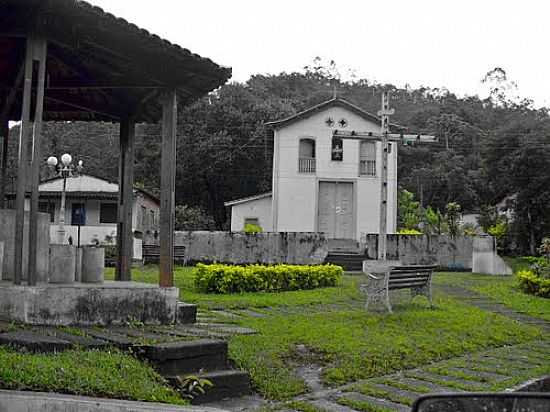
6, 63, 550, 253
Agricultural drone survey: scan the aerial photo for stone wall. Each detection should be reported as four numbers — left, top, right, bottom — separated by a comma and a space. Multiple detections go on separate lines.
0, 209, 50, 282
363, 234, 475, 270
144, 231, 329, 265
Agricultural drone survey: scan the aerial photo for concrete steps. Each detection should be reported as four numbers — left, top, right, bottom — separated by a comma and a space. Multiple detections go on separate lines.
325, 252, 368, 271
177, 369, 251, 404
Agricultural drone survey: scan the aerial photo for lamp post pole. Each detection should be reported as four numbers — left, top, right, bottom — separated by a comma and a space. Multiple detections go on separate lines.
47, 153, 83, 245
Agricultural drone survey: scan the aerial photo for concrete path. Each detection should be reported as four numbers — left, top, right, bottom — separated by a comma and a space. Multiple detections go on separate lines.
0, 389, 228, 412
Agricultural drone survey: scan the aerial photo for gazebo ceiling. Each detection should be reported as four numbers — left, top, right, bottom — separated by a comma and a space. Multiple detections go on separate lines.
0, 0, 232, 122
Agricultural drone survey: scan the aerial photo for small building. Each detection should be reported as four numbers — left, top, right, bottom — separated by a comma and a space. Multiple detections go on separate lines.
225, 98, 399, 240
14, 174, 159, 260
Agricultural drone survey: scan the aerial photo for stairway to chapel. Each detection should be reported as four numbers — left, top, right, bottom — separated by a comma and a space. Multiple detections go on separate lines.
325, 239, 368, 272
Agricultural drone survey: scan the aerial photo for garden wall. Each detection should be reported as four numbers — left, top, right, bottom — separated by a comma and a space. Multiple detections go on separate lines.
362, 234, 475, 270
143, 231, 329, 265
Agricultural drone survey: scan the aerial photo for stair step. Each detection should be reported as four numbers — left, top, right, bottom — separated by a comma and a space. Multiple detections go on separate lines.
144, 339, 228, 376
173, 370, 251, 404
177, 302, 197, 324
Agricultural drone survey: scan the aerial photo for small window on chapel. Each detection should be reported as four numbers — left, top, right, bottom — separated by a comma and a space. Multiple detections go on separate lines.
331, 137, 343, 161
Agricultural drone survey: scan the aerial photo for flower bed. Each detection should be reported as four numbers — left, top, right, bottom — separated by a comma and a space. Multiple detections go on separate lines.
194, 263, 343, 294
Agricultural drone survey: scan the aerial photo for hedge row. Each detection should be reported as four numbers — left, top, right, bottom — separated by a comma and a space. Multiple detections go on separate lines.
194, 263, 343, 294
517, 269, 550, 298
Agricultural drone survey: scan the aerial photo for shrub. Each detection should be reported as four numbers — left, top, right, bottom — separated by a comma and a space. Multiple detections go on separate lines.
244, 223, 263, 234
194, 263, 343, 294
517, 269, 550, 298
397, 228, 422, 235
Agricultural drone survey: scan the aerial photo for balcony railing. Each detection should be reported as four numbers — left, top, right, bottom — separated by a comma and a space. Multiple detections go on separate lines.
359, 159, 376, 176
298, 157, 316, 173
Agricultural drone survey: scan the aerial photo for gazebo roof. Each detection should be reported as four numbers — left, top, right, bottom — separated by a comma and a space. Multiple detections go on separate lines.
0, 0, 232, 122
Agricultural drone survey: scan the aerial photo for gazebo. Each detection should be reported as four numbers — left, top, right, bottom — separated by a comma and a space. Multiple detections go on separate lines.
0, 1, 230, 292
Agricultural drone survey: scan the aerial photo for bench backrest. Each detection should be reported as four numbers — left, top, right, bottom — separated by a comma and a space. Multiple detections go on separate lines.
387, 265, 436, 290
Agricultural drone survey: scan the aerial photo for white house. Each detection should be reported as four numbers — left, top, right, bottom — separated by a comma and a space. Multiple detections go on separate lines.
225, 98, 399, 241
15, 174, 160, 259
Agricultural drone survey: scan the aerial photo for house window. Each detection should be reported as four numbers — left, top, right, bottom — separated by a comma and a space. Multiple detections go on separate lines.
71, 203, 86, 226
359, 141, 376, 176
298, 138, 316, 173
331, 137, 343, 161
140, 205, 147, 229
244, 217, 259, 228
39, 201, 55, 223
99, 203, 118, 224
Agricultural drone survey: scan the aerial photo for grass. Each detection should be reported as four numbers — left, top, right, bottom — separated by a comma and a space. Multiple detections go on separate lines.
0, 347, 184, 404
105, 266, 364, 310
228, 297, 541, 399
434, 271, 550, 321
102, 265, 546, 401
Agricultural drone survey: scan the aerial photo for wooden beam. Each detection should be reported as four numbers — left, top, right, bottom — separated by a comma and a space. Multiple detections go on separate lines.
28, 38, 47, 286
115, 117, 135, 281
0, 121, 8, 209
13, 37, 35, 285
159, 90, 177, 288
0, 58, 26, 209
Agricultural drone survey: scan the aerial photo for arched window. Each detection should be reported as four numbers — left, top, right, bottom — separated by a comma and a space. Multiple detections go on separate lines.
298, 138, 316, 173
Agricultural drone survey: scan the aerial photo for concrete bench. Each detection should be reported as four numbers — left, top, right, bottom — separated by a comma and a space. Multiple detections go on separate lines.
142, 245, 186, 265
362, 263, 437, 313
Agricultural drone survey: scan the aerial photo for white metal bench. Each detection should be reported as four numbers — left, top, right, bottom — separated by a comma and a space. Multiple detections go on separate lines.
362, 263, 437, 313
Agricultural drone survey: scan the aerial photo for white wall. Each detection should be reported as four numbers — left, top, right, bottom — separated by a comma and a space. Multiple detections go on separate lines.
230, 196, 273, 232
272, 106, 397, 240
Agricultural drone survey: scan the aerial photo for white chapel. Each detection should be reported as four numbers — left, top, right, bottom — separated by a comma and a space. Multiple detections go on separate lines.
225, 98, 399, 241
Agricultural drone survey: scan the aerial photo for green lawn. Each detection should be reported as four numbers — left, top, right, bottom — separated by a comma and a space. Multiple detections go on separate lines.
106, 266, 364, 310
0, 347, 184, 404
109, 265, 546, 400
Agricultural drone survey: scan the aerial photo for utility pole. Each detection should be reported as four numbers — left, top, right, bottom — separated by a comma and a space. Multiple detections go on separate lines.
333, 92, 437, 262
377, 91, 394, 260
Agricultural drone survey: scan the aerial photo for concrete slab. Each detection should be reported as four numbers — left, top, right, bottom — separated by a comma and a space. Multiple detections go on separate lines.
0, 281, 179, 326
0, 389, 228, 411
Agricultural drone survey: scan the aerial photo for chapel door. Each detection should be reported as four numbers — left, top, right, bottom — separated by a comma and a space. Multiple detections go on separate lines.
318, 182, 354, 239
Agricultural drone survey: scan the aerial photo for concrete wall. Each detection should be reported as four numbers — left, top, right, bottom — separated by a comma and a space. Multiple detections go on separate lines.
472, 236, 513, 275
144, 231, 329, 265
363, 234, 474, 270
0, 281, 179, 326
272, 105, 397, 239
0, 209, 50, 282
230, 196, 273, 232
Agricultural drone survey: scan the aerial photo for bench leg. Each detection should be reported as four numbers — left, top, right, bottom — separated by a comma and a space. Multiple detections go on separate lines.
411, 285, 433, 308
385, 289, 393, 313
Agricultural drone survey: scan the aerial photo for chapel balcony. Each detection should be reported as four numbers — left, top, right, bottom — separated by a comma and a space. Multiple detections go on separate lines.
298, 157, 316, 174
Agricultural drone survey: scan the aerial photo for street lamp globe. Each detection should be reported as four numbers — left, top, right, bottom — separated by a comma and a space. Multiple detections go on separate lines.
61, 153, 72, 166
47, 156, 58, 167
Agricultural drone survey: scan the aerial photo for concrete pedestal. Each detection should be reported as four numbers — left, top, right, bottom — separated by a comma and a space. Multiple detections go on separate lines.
49, 245, 76, 284
0, 209, 50, 282
0, 281, 179, 326
81, 247, 104, 283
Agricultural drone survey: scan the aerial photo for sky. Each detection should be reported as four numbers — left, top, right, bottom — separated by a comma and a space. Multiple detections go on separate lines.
88, 0, 550, 108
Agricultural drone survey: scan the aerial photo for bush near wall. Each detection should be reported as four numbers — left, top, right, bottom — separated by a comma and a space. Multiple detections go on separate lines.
517, 269, 550, 298
194, 263, 343, 294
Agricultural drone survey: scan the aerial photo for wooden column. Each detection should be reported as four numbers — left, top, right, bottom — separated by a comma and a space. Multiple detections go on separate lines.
14, 37, 38, 284
0, 120, 8, 209
28, 39, 47, 286
115, 117, 135, 281
159, 90, 177, 288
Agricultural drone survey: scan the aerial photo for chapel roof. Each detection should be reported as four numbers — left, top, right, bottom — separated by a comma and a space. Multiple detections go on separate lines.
265, 97, 405, 131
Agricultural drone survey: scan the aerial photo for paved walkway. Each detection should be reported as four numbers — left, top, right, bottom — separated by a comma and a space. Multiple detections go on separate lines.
205, 284, 550, 412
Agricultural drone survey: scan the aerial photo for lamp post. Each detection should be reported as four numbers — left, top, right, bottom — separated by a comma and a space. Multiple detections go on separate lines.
47, 153, 83, 244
